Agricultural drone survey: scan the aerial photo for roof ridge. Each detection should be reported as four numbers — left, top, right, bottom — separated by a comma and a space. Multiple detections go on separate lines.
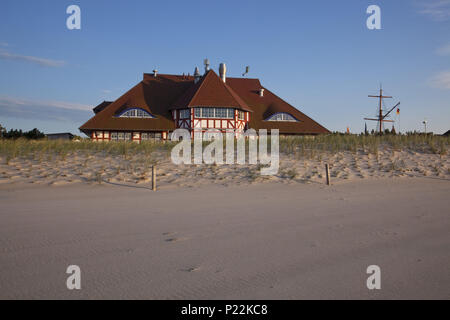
204, 70, 240, 105
184, 70, 213, 107
227, 76, 260, 80
143, 72, 259, 80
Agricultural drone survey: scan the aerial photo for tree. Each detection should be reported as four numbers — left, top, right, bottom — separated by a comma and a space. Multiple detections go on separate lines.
2, 127, 45, 139
23, 128, 45, 139
5, 129, 23, 139
0, 124, 5, 138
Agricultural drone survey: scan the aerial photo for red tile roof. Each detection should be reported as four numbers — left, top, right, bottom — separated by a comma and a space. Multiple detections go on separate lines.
172, 70, 252, 112
79, 71, 329, 135
80, 74, 192, 133
226, 77, 330, 134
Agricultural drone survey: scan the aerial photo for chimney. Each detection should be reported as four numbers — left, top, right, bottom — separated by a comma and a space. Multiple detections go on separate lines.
194, 67, 201, 84
219, 63, 227, 83
153, 69, 158, 77
259, 88, 265, 97
203, 58, 210, 74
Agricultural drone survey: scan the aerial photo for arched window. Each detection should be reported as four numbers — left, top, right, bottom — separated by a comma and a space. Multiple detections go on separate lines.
117, 108, 155, 118
265, 112, 298, 122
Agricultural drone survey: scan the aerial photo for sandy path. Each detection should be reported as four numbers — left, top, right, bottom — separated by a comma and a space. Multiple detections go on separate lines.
0, 178, 449, 299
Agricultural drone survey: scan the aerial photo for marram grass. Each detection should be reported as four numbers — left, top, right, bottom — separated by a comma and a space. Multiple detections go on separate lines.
0, 134, 448, 164
278, 134, 448, 156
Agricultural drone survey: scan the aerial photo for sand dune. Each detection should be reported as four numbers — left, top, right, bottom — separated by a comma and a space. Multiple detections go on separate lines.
0, 148, 448, 189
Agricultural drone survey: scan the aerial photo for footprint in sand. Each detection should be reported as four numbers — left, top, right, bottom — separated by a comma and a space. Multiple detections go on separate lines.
162, 232, 189, 242
180, 266, 200, 272
165, 237, 188, 243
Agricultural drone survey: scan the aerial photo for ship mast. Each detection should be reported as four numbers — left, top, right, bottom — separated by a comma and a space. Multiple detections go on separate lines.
364, 85, 399, 133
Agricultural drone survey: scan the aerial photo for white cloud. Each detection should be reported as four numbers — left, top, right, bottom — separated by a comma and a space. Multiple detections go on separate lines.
0, 42, 8, 47
429, 71, 450, 89
101, 89, 112, 94
417, 0, 450, 21
0, 49, 65, 67
0, 96, 91, 111
0, 96, 92, 123
436, 43, 450, 55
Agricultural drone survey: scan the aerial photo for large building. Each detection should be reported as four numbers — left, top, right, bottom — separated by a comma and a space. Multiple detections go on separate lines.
79, 63, 329, 141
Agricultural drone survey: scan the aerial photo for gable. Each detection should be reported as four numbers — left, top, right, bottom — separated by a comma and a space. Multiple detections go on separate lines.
172, 70, 251, 112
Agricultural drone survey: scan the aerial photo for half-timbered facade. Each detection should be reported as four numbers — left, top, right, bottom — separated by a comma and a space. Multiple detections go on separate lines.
173, 107, 249, 134
79, 63, 329, 141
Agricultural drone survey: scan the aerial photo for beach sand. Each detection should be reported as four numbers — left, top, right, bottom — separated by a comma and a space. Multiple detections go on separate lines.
0, 178, 449, 299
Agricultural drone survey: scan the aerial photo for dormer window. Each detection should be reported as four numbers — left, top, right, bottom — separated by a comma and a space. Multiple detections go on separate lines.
265, 112, 298, 122
118, 108, 155, 118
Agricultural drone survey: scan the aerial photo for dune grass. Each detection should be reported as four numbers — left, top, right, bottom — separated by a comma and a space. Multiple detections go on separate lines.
0, 134, 448, 164
0, 139, 176, 164
278, 134, 448, 158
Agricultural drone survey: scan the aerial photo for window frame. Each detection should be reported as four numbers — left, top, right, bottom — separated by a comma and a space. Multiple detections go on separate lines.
179, 109, 190, 119
117, 108, 155, 118
193, 107, 235, 119
265, 112, 299, 122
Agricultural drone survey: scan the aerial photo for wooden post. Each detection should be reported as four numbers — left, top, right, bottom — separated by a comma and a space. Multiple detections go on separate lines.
152, 165, 156, 191
325, 163, 330, 186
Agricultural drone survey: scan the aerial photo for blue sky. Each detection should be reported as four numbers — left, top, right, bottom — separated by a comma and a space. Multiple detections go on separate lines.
0, 0, 449, 135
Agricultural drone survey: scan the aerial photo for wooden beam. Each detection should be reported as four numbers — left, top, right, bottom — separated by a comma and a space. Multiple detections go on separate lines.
368, 95, 392, 98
